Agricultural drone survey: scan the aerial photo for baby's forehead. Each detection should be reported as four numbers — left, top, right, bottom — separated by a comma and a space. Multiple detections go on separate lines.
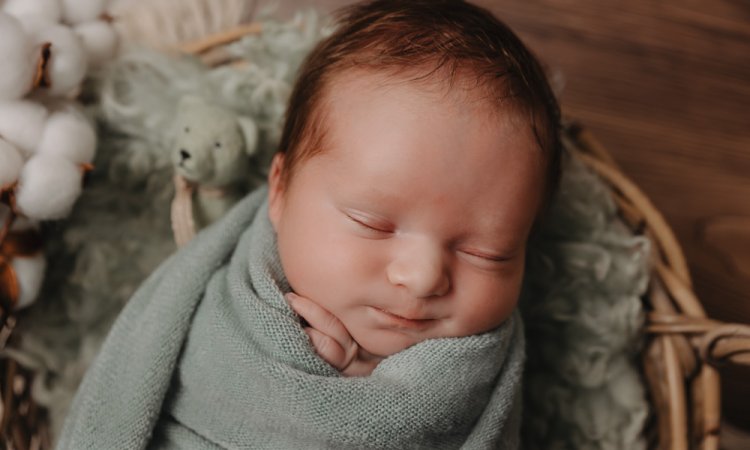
282, 66, 541, 191
318, 72, 539, 163
330, 69, 528, 134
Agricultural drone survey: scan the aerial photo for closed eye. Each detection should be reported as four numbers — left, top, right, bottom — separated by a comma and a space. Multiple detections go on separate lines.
345, 212, 393, 234
458, 249, 514, 267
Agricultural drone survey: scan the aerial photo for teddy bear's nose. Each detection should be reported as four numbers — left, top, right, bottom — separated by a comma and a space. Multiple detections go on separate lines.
180, 149, 191, 161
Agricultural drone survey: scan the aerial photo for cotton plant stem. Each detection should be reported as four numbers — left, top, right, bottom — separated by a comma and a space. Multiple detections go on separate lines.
0, 359, 16, 436
32, 43, 52, 90
0, 191, 19, 311
0, 209, 14, 248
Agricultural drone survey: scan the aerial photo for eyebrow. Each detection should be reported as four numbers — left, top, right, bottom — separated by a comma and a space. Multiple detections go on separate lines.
331, 178, 405, 207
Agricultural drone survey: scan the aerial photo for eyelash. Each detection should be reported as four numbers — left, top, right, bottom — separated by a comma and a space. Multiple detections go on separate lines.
344, 211, 512, 263
459, 250, 511, 263
346, 213, 392, 234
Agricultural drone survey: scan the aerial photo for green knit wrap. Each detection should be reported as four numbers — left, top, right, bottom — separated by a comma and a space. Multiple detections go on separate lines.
56, 187, 525, 450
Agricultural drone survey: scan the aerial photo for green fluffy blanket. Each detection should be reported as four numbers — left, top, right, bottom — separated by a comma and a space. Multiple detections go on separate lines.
56, 187, 525, 450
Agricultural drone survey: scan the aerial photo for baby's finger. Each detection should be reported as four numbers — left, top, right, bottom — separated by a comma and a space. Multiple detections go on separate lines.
286, 293, 355, 353
341, 358, 380, 377
304, 327, 348, 370
341, 347, 384, 377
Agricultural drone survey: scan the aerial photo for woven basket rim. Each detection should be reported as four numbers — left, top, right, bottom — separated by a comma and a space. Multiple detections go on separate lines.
563, 123, 750, 450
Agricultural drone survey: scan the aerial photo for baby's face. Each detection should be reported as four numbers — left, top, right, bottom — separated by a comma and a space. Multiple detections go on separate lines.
269, 72, 544, 357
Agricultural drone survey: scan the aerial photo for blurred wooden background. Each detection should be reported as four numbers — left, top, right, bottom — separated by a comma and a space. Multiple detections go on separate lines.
271, 0, 750, 431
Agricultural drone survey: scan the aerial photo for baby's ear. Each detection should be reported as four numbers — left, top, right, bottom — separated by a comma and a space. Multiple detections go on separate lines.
267, 153, 286, 229
236, 116, 258, 156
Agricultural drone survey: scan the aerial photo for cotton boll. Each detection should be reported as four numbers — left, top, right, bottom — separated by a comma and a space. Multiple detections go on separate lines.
0, 138, 24, 188
0, 99, 48, 157
74, 20, 118, 67
3, 0, 62, 23
12, 253, 47, 310
0, 12, 36, 100
32, 25, 88, 97
15, 154, 82, 220
14, 12, 57, 36
60, 0, 106, 25
37, 108, 97, 163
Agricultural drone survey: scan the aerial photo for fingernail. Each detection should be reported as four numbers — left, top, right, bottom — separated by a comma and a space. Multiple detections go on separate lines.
285, 292, 297, 303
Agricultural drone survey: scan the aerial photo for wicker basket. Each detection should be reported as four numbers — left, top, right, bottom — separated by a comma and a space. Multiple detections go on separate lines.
2, 23, 750, 450
564, 125, 750, 450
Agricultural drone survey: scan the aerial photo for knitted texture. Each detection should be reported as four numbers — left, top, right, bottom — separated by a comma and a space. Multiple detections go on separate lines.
56, 187, 525, 450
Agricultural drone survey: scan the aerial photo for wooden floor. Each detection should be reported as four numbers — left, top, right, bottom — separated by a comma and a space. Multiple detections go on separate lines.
274, 0, 750, 432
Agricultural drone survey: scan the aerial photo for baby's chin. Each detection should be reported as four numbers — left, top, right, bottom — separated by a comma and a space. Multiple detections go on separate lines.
353, 327, 432, 359
353, 319, 507, 358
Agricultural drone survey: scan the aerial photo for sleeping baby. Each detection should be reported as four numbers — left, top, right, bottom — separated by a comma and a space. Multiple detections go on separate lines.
57, 0, 561, 448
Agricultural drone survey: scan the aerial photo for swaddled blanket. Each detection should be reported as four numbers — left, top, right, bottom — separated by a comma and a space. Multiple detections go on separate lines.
56, 187, 525, 450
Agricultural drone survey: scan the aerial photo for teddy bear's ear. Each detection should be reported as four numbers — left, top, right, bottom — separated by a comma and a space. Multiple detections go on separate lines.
237, 116, 258, 156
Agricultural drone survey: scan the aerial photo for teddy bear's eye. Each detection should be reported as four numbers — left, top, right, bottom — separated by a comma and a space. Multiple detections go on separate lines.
184, 127, 190, 133
214, 142, 222, 148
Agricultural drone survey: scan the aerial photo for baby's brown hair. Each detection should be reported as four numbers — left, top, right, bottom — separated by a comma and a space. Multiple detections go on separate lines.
277, 0, 562, 202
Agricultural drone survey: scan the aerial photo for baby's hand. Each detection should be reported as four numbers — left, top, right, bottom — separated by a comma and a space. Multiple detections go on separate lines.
286, 292, 382, 377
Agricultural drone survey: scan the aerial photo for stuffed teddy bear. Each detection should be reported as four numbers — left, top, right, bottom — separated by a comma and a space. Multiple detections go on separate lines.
170, 96, 258, 244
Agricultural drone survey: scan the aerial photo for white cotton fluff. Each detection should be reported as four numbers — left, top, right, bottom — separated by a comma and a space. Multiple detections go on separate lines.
0, 99, 49, 157
74, 20, 118, 66
2, 0, 62, 23
60, 0, 107, 25
12, 253, 47, 310
32, 25, 88, 97
0, 12, 36, 100
14, 12, 57, 36
37, 108, 97, 163
15, 154, 82, 220
0, 138, 24, 188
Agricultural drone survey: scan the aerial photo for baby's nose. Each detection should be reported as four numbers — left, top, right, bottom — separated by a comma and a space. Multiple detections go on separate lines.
386, 238, 450, 298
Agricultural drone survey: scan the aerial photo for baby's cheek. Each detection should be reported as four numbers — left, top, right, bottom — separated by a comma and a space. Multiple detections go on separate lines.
280, 228, 356, 305
276, 223, 319, 293
453, 271, 522, 336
